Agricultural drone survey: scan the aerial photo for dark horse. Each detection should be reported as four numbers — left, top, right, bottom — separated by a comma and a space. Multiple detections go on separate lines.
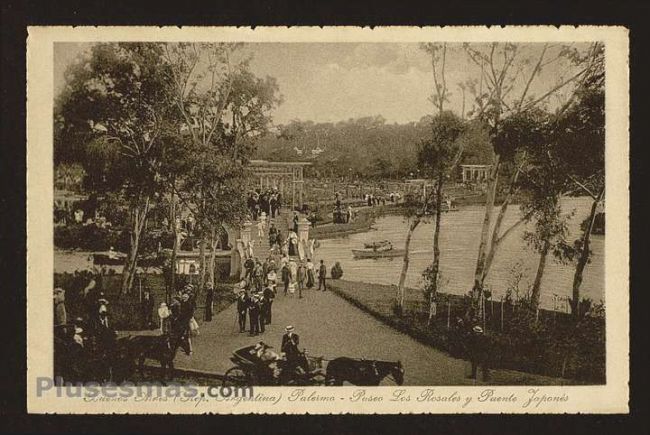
118, 332, 192, 380
325, 358, 404, 386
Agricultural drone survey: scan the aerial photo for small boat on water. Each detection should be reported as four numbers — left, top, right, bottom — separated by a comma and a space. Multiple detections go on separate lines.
92, 250, 161, 267
352, 241, 405, 259
363, 240, 391, 249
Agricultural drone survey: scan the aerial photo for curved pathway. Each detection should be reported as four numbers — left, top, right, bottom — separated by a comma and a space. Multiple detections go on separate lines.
173, 286, 562, 386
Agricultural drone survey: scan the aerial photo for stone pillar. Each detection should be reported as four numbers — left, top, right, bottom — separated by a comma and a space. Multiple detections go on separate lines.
291, 168, 296, 211
241, 221, 252, 255
297, 217, 311, 261
298, 167, 304, 208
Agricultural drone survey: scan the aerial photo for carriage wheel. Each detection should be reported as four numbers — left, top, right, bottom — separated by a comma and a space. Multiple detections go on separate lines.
309, 372, 327, 386
222, 367, 249, 387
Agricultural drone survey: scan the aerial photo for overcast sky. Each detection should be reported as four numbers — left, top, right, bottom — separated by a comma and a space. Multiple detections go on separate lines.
54, 42, 584, 126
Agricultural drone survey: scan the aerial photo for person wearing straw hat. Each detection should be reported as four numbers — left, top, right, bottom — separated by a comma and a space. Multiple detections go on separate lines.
281, 325, 302, 377
281, 325, 300, 359
468, 325, 490, 381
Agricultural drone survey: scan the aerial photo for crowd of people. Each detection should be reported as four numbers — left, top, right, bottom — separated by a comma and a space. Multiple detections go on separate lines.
363, 191, 401, 207
237, 254, 328, 337
247, 188, 282, 221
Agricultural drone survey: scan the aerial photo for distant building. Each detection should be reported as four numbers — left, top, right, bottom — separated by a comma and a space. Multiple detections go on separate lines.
460, 164, 492, 183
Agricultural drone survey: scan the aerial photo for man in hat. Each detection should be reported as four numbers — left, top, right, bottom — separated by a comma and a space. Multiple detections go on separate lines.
468, 325, 490, 381
281, 325, 300, 361
248, 291, 261, 336
236, 288, 249, 333
318, 260, 327, 291
257, 290, 267, 334
281, 325, 303, 379
268, 222, 279, 248
262, 285, 275, 324
281, 262, 291, 296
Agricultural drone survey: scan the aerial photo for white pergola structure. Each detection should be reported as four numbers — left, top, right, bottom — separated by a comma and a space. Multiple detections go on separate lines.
460, 164, 492, 183
249, 160, 311, 210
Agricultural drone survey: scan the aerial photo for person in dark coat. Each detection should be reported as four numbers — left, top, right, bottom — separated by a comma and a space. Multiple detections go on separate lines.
318, 260, 327, 291
281, 263, 291, 296
292, 212, 299, 234
281, 325, 304, 376
468, 325, 490, 381
236, 289, 248, 333
248, 292, 261, 336
141, 289, 155, 329
204, 283, 215, 322
257, 290, 267, 334
244, 257, 255, 280
262, 286, 275, 324
268, 222, 278, 247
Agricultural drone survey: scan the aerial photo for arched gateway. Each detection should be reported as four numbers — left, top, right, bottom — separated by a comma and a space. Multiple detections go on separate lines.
249, 160, 311, 210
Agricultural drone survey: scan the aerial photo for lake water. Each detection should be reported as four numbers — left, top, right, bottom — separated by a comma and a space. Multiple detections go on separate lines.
315, 197, 604, 311
53, 197, 604, 312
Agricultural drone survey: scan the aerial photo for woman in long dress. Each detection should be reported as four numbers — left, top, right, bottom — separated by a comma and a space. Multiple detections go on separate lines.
288, 259, 298, 296
306, 259, 315, 288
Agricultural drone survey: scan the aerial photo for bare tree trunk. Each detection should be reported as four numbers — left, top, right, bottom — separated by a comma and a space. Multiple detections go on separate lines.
120, 196, 150, 296
428, 172, 445, 319
208, 226, 219, 288
481, 156, 527, 281
396, 217, 421, 313
530, 238, 550, 309
571, 188, 605, 319
474, 155, 501, 292
198, 230, 207, 294
169, 188, 178, 302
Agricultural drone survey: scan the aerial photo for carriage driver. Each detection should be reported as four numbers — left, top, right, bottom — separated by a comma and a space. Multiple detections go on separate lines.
281, 325, 306, 376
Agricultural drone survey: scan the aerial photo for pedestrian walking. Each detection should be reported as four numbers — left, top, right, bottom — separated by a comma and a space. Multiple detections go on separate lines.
288, 259, 298, 296
256, 292, 269, 334
318, 259, 327, 291
248, 291, 261, 336
281, 263, 290, 296
236, 288, 248, 333
468, 325, 490, 381
297, 262, 307, 298
306, 258, 315, 288
263, 285, 275, 324
268, 222, 279, 248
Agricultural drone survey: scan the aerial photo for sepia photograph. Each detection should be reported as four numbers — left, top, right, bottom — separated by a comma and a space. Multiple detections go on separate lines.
26, 26, 629, 414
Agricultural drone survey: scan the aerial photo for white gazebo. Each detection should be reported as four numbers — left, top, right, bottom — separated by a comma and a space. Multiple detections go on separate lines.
460, 164, 492, 183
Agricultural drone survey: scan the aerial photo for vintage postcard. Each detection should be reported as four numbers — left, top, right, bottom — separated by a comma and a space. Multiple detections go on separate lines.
27, 26, 629, 414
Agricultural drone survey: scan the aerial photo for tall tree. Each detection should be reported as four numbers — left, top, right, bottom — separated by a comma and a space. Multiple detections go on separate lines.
462, 42, 604, 301
418, 112, 466, 321
161, 43, 281, 292
55, 43, 173, 295
549, 49, 605, 319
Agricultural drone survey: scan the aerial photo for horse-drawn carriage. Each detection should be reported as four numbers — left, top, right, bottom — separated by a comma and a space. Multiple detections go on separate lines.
222, 344, 405, 386
222, 344, 326, 386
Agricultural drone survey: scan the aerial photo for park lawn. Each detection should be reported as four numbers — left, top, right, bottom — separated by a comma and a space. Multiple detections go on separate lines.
329, 279, 604, 384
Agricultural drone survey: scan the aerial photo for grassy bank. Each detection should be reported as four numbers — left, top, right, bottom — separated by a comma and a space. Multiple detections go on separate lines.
54, 272, 237, 330
328, 279, 605, 384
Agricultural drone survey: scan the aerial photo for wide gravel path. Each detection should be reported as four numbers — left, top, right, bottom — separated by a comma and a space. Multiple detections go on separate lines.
172, 285, 561, 386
